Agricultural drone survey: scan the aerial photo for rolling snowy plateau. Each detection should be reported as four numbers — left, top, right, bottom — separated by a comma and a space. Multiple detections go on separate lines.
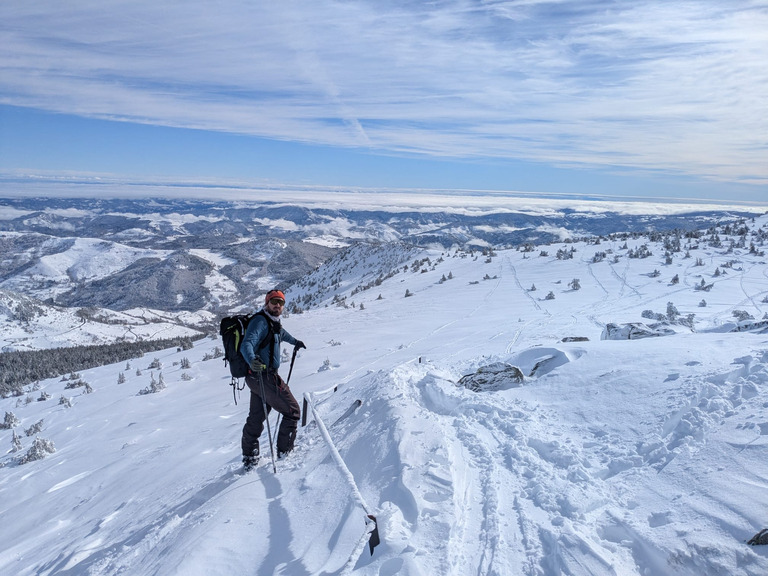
3, 210, 768, 575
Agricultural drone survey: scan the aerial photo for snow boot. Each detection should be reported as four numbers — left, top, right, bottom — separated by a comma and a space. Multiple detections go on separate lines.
242, 451, 259, 472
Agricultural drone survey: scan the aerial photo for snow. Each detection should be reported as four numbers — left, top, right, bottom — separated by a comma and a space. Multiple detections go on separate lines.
0, 295, 208, 352
0, 237, 171, 299
3, 214, 768, 575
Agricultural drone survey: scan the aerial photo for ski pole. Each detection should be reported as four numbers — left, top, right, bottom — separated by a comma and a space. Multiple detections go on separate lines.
258, 371, 277, 473
286, 345, 299, 384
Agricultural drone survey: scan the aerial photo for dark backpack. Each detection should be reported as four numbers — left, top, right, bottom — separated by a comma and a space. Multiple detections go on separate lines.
219, 311, 279, 378
219, 313, 254, 378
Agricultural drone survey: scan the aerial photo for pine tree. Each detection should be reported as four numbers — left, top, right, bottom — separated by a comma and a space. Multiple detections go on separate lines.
18, 437, 55, 464
1, 411, 20, 430
25, 419, 44, 437
11, 430, 22, 452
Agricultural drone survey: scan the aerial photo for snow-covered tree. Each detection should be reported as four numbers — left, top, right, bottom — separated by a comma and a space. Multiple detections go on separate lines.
666, 302, 679, 320
138, 372, 166, 395
11, 430, 22, 452
25, 419, 44, 437
1, 411, 20, 429
18, 437, 55, 464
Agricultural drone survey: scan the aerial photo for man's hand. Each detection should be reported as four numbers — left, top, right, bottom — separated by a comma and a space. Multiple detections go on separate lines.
250, 359, 267, 372
295, 340, 306, 350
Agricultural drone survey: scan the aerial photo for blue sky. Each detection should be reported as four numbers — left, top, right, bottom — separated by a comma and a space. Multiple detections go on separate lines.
1, 1, 766, 204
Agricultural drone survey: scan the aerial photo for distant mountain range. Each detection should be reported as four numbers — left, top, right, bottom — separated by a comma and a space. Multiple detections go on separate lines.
0, 195, 760, 351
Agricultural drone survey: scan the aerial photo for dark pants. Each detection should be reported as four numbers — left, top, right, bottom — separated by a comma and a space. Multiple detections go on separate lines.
241, 371, 301, 457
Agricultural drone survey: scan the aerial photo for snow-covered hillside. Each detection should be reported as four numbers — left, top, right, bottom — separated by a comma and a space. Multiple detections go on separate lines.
0, 289, 209, 353
2, 213, 768, 575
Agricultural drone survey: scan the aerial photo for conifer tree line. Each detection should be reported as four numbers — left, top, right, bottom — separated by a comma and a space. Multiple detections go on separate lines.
0, 336, 201, 396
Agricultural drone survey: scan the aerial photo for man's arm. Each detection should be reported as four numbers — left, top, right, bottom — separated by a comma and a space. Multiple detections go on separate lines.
241, 316, 267, 367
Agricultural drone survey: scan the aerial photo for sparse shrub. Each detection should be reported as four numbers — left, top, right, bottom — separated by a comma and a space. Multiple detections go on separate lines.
1, 411, 20, 429
59, 395, 72, 408
118, 372, 126, 384
733, 310, 755, 322
64, 379, 87, 390
180, 357, 192, 370
666, 302, 679, 320
203, 347, 224, 361
25, 419, 44, 437
11, 430, 22, 452
545, 291, 556, 300
138, 372, 166, 395
18, 437, 56, 464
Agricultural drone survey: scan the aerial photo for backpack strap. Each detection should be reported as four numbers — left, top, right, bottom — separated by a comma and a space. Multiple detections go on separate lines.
253, 310, 280, 369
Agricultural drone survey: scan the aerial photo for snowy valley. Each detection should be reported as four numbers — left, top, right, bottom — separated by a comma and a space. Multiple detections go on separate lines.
2, 198, 768, 575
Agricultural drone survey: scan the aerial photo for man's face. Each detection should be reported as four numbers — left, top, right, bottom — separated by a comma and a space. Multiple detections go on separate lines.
266, 297, 285, 317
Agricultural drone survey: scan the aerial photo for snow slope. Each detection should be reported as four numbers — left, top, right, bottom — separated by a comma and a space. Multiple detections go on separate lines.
2, 215, 768, 575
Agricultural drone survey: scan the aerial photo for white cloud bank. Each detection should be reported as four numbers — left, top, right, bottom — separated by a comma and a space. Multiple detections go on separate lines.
1, 1, 766, 183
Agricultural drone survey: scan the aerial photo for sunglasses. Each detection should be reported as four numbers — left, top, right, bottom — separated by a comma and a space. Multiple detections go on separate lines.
269, 298, 285, 306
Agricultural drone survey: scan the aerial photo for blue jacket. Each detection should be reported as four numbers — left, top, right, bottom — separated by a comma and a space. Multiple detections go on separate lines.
240, 309, 298, 371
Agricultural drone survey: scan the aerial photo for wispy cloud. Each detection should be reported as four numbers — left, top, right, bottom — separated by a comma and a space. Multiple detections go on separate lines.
1, 1, 766, 183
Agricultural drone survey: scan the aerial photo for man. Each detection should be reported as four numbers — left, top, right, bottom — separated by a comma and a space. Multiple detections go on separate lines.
239, 289, 305, 471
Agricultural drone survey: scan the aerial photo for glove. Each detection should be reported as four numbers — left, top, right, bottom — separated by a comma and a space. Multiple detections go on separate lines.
249, 359, 267, 372
295, 340, 306, 350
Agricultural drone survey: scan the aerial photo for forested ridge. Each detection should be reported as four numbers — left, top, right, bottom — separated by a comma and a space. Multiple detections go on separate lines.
0, 336, 203, 396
